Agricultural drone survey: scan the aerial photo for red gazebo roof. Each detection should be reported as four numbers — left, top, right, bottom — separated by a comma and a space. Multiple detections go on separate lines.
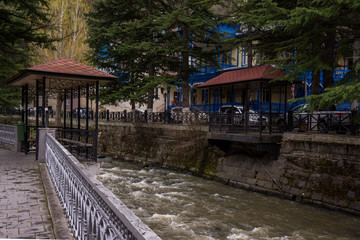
7, 58, 117, 88
28, 58, 116, 78
198, 65, 287, 88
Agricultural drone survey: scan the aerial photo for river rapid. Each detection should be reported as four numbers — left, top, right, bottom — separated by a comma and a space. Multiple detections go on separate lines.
97, 160, 360, 240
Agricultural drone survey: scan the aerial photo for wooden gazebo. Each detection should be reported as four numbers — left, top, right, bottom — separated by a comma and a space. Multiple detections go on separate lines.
199, 65, 298, 135
7, 58, 118, 161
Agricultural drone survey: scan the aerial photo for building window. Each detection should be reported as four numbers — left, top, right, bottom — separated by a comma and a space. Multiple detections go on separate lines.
173, 91, 179, 106
223, 51, 232, 65
283, 49, 295, 59
192, 89, 197, 105
241, 47, 248, 66
202, 89, 209, 104
192, 57, 201, 67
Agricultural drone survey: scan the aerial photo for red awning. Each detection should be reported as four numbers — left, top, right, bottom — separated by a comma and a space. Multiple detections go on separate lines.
198, 65, 287, 88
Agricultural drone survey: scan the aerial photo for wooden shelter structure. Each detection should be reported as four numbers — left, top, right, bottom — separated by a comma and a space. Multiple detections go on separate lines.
7, 58, 118, 161
199, 65, 298, 135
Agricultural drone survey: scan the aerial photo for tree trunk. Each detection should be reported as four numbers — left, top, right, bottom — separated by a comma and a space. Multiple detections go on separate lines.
181, 25, 190, 108
146, 1, 154, 112
247, 25, 253, 68
58, 0, 65, 58
312, 71, 320, 95
131, 101, 135, 111
147, 64, 154, 112
323, 29, 336, 89
352, 39, 360, 111
70, 0, 80, 59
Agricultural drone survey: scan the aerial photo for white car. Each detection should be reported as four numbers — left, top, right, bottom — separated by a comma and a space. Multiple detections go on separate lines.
218, 105, 268, 125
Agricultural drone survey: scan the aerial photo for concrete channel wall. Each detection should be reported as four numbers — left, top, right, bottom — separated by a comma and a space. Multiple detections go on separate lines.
98, 122, 360, 216
43, 130, 160, 240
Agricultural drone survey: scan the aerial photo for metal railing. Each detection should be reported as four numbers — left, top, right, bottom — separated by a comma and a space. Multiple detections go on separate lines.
289, 112, 358, 134
98, 110, 209, 124
0, 124, 16, 148
168, 111, 209, 124
209, 111, 359, 135
99, 111, 166, 123
209, 112, 270, 134
45, 133, 160, 240
56, 129, 97, 162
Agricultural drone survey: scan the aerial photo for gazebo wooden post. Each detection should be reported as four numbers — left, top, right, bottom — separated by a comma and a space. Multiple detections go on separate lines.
35, 79, 39, 160
70, 87, 74, 144
279, 85, 282, 113
245, 83, 248, 134
94, 81, 99, 162
231, 85, 235, 132
70, 87, 73, 130
208, 87, 211, 113
86, 83, 89, 159
63, 89, 67, 131
259, 81, 263, 136
41, 76, 46, 128
269, 84, 272, 135
77, 85, 81, 132
284, 83, 288, 126
86, 84, 89, 130
24, 84, 28, 154
24, 83, 28, 129
21, 86, 25, 122
220, 87, 223, 107
77, 85, 81, 156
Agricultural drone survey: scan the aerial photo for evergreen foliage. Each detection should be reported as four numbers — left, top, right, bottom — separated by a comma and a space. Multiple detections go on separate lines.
86, 0, 226, 109
86, 0, 168, 108
231, 0, 360, 107
0, 0, 53, 111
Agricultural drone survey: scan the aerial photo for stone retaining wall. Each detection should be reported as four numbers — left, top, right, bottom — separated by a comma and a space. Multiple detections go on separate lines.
98, 122, 360, 215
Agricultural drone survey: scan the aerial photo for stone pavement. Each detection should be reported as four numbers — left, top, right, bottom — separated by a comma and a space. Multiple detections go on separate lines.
0, 148, 62, 239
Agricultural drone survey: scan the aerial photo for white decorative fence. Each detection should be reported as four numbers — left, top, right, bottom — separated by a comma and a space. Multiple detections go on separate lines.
0, 124, 16, 150
45, 133, 160, 240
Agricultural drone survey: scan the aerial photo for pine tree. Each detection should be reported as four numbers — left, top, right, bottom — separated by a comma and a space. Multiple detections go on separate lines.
86, 0, 226, 110
230, 0, 360, 106
86, 0, 172, 110
151, 0, 226, 108
0, 0, 53, 111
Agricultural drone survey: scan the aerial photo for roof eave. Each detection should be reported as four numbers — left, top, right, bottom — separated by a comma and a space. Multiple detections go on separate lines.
7, 69, 118, 86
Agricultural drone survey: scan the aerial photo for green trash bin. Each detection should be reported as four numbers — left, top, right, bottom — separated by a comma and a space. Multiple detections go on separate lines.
17, 121, 25, 142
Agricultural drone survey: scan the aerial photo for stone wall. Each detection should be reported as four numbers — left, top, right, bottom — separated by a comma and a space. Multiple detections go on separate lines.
98, 122, 360, 215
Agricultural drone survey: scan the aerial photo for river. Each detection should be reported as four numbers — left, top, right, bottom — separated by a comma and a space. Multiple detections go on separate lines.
97, 160, 360, 240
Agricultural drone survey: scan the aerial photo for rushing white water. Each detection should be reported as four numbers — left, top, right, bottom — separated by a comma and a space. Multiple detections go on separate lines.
97, 160, 360, 240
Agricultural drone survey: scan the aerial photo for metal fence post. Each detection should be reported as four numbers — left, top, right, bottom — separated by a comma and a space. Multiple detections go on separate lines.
288, 110, 293, 132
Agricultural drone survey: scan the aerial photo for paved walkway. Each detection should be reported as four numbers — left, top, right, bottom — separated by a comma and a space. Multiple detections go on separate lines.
0, 148, 58, 239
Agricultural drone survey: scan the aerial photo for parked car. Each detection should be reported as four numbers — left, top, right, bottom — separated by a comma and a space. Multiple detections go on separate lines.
170, 107, 208, 123
218, 105, 268, 125
73, 108, 93, 118
32, 107, 52, 116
